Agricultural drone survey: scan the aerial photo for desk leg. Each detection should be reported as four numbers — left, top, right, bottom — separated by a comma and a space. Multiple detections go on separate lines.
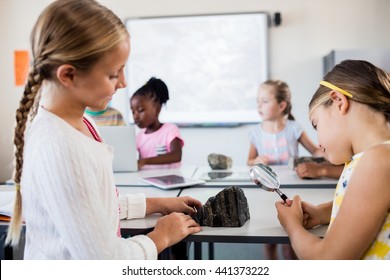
158, 248, 170, 260
171, 241, 189, 260
194, 242, 202, 260
4, 244, 13, 260
208, 242, 214, 260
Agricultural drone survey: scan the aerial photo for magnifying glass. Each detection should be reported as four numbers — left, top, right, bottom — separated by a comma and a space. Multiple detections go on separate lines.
249, 163, 288, 202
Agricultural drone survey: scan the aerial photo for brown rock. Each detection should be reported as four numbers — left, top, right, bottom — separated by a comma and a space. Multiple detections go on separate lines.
207, 153, 232, 170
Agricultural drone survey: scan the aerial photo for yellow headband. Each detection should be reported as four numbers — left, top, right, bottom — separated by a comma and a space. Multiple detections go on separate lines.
319, 80, 353, 98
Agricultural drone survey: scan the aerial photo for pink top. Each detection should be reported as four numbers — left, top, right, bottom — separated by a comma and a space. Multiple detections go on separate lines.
136, 123, 184, 169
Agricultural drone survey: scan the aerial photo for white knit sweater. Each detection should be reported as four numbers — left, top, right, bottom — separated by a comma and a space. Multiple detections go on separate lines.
21, 108, 157, 259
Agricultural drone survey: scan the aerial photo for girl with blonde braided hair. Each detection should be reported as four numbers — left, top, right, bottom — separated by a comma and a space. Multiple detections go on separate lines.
6, 0, 201, 259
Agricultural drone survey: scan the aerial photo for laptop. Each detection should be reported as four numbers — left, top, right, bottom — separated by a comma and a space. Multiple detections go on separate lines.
98, 125, 138, 172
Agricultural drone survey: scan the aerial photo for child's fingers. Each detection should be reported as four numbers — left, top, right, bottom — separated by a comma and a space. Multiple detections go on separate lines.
284, 198, 293, 206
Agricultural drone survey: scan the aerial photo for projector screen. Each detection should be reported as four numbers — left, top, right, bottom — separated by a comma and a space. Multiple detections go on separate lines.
125, 13, 269, 126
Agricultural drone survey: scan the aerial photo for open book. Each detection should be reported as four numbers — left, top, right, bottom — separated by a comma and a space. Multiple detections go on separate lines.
0, 191, 16, 222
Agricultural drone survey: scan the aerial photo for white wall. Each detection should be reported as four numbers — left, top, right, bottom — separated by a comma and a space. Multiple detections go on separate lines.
1, 0, 390, 181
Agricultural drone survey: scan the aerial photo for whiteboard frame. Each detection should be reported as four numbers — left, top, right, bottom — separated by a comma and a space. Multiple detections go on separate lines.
122, 12, 270, 126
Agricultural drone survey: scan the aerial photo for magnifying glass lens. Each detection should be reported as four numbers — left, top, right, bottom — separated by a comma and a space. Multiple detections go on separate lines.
250, 164, 288, 203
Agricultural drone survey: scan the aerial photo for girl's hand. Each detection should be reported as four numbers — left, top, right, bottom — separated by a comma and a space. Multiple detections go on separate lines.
253, 155, 270, 165
301, 201, 332, 228
300, 201, 323, 228
275, 195, 304, 232
295, 162, 324, 179
147, 212, 201, 253
137, 159, 146, 169
161, 196, 202, 215
146, 196, 202, 216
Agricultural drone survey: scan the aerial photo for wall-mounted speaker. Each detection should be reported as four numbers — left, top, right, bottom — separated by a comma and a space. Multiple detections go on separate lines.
274, 12, 282, 27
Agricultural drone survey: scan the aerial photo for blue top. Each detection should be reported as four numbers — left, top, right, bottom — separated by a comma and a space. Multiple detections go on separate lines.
249, 120, 303, 165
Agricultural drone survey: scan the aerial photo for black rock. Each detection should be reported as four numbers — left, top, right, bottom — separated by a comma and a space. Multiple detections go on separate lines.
207, 153, 233, 170
193, 186, 250, 227
207, 171, 233, 179
293, 156, 327, 168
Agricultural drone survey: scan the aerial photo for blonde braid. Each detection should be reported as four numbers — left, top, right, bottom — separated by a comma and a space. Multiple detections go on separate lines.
5, 69, 42, 246
5, 0, 130, 247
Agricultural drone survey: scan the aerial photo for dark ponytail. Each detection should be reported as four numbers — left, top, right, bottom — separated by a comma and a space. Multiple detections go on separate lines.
132, 77, 169, 106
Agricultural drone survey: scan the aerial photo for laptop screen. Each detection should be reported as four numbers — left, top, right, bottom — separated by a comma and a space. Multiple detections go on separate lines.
98, 125, 138, 172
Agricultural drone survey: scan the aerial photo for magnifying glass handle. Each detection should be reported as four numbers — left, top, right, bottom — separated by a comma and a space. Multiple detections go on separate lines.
275, 188, 288, 203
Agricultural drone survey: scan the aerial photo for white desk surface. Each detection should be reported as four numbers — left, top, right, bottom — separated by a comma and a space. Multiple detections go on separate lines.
0, 185, 177, 232
117, 186, 179, 198
181, 187, 334, 243
193, 165, 338, 188
2, 164, 337, 237
0, 185, 15, 191
114, 165, 198, 186
117, 165, 337, 234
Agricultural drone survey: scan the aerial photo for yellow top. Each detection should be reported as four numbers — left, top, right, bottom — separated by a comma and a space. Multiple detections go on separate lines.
329, 143, 390, 259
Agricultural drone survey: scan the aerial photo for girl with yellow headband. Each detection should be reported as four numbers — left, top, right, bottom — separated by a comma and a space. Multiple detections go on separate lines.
276, 60, 390, 259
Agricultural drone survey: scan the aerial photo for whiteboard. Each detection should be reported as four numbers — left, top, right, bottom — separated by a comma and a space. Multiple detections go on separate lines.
125, 13, 269, 126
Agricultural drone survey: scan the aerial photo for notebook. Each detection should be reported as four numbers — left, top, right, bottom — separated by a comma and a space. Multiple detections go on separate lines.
140, 174, 205, 189
98, 125, 138, 172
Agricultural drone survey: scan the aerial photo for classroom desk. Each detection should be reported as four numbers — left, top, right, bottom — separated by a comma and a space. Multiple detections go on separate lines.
117, 165, 337, 259
1, 166, 337, 260
181, 187, 334, 259
182, 187, 333, 243
193, 165, 337, 188
188, 166, 336, 259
